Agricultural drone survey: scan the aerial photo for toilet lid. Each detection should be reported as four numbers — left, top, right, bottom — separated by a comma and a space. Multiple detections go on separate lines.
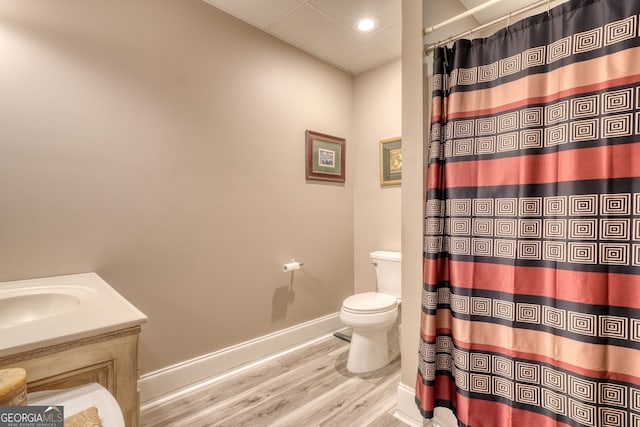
343, 292, 397, 314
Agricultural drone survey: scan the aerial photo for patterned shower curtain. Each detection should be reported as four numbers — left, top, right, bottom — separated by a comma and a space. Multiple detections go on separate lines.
416, 0, 640, 426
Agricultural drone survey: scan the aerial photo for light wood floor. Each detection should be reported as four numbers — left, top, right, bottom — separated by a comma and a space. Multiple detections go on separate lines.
141, 335, 407, 427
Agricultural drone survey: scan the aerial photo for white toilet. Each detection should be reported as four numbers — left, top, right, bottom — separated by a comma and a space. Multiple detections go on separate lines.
340, 250, 401, 374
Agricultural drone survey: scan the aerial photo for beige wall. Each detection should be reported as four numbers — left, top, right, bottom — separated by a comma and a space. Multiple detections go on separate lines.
353, 59, 402, 294
401, 0, 424, 389
0, 0, 355, 374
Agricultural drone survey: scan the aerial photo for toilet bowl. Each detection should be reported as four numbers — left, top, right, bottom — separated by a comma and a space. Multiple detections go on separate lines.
340, 292, 399, 373
28, 383, 125, 427
340, 251, 401, 374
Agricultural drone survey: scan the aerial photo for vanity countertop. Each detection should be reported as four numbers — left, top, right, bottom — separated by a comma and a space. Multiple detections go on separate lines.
0, 273, 147, 357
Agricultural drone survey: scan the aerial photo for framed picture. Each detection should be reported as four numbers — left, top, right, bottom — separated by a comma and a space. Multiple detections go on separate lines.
380, 137, 401, 186
305, 130, 346, 183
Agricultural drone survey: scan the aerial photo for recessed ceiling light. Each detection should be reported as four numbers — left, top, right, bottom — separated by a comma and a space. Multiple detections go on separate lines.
356, 18, 378, 33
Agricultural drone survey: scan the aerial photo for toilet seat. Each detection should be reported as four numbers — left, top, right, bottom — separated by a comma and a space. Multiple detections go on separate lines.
342, 292, 397, 314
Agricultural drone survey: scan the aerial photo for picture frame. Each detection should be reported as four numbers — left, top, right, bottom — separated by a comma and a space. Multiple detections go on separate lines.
380, 137, 401, 186
305, 130, 346, 183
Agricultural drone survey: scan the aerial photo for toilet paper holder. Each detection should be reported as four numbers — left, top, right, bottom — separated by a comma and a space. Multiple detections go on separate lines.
282, 259, 304, 272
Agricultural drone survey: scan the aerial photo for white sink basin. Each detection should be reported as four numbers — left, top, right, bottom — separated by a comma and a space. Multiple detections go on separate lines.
0, 273, 147, 356
0, 292, 80, 328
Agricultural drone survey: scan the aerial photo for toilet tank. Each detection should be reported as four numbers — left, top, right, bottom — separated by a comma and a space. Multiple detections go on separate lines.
371, 250, 401, 299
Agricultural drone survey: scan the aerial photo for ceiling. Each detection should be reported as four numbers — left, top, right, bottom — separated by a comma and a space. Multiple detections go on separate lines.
202, 0, 551, 75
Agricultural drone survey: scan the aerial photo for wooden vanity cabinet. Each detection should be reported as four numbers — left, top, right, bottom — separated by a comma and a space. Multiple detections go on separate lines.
0, 326, 142, 427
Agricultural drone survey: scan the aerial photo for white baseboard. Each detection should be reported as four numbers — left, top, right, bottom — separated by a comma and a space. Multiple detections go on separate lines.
139, 312, 343, 404
395, 383, 424, 427
395, 383, 458, 427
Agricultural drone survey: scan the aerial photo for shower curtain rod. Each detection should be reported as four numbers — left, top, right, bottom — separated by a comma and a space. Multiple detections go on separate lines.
423, 0, 552, 55
424, 0, 511, 35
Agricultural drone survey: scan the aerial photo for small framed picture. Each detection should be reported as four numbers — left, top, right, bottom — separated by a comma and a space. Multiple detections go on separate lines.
305, 130, 346, 183
380, 137, 401, 186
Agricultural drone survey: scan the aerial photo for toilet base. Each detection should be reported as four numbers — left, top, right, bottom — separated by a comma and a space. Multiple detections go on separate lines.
346, 323, 399, 374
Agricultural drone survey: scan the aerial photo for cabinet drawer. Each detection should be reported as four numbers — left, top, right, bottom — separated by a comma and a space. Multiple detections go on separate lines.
27, 360, 115, 394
